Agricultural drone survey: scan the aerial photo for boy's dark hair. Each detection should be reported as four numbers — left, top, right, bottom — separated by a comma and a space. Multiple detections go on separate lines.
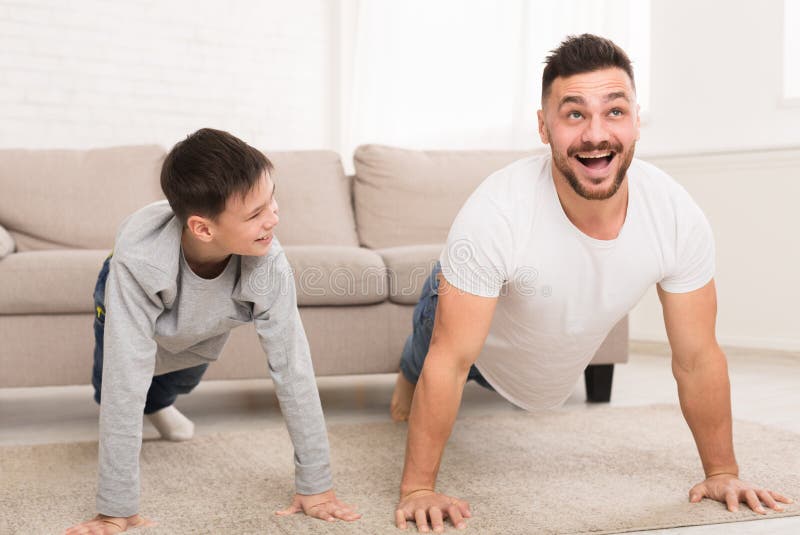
160, 128, 273, 224
542, 34, 635, 101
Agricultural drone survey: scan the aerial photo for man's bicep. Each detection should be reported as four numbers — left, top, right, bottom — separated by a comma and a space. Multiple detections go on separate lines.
428, 274, 498, 368
657, 279, 719, 369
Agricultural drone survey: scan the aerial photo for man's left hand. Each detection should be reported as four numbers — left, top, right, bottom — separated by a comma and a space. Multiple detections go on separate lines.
689, 474, 793, 514
275, 489, 361, 522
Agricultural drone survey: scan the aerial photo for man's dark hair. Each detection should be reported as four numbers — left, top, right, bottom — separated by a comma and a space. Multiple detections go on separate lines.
542, 34, 635, 101
160, 128, 273, 224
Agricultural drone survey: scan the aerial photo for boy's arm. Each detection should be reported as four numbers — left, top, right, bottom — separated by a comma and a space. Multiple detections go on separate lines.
96, 257, 161, 517
252, 251, 332, 496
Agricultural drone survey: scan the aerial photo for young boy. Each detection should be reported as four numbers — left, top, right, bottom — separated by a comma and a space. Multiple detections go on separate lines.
65, 129, 360, 533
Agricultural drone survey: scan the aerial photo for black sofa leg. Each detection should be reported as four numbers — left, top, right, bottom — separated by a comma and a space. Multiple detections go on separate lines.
584, 364, 614, 403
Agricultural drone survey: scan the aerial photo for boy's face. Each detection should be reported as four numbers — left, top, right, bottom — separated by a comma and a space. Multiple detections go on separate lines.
210, 171, 279, 256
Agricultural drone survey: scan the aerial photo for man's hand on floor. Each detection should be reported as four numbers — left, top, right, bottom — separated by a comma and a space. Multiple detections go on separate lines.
689, 474, 793, 514
275, 489, 361, 522
395, 489, 471, 532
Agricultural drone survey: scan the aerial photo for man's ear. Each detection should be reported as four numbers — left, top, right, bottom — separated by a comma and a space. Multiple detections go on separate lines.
635, 103, 641, 141
537, 109, 549, 144
185, 215, 214, 243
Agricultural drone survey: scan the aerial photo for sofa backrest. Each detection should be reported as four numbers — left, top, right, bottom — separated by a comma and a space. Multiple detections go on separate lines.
267, 150, 359, 247
0, 146, 358, 251
353, 144, 540, 249
0, 145, 166, 250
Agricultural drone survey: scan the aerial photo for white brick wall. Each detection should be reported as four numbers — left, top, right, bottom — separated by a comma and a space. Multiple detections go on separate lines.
0, 0, 335, 151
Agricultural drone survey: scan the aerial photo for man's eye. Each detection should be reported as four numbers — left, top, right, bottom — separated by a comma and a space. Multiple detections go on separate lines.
609, 109, 624, 117
568, 111, 582, 119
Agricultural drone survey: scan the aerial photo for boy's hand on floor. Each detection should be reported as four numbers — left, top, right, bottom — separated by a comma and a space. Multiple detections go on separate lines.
275, 489, 362, 522
63, 513, 157, 534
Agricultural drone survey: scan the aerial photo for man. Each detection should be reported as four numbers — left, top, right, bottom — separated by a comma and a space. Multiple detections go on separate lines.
391, 34, 793, 532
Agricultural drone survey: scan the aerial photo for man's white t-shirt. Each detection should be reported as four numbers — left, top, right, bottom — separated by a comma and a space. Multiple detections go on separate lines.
440, 154, 715, 411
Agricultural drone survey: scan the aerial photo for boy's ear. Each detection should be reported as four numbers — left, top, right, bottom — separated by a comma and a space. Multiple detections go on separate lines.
185, 215, 214, 242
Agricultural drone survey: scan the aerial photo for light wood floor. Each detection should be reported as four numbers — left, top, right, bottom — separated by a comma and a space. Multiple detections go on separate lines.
1, 343, 798, 534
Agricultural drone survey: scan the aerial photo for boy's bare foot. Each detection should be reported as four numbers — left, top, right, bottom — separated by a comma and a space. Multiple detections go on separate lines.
390, 372, 416, 422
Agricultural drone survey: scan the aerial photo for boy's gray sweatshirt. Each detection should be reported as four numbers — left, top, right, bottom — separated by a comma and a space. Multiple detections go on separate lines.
97, 201, 332, 517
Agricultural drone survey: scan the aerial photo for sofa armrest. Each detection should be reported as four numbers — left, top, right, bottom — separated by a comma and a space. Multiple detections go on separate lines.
590, 317, 629, 365
0, 224, 15, 259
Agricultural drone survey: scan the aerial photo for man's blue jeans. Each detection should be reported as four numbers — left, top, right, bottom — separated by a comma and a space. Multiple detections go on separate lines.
399, 262, 493, 390
92, 256, 208, 414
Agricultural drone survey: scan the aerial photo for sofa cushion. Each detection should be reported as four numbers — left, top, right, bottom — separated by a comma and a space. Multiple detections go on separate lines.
0, 249, 110, 314
376, 244, 442, 305
0, 146, 166, 250
0, 224, 14, 258
6, 231, 65, 252
0, 246, 388, 314
267, 151, 359, 246
282, 245, 387, 306
353, 144, 537, 248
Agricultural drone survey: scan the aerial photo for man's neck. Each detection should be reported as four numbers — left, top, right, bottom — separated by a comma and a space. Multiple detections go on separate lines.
180, 228, 231, 279
552, 172, 629, 241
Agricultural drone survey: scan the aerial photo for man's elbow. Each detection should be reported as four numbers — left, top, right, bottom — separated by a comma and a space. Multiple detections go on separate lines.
671, 344, 727, 381
425, 338, 480, 378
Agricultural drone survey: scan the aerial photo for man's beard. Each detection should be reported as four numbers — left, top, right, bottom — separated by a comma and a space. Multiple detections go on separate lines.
551, 137, 636, 201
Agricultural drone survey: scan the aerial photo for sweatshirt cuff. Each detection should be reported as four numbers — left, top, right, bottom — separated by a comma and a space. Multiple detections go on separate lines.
96, 494, 139, 519
294, 462, 333, 496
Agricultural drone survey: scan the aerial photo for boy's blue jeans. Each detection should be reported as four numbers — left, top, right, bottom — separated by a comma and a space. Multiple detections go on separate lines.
92, 256, 208, 415
399, 262, 493, 390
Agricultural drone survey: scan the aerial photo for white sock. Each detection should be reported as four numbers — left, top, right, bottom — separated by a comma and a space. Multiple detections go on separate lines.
146, 405, 195, 441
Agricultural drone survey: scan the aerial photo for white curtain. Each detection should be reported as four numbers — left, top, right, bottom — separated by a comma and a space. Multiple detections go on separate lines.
785, 0, 800, 99
338, 0, 650, 162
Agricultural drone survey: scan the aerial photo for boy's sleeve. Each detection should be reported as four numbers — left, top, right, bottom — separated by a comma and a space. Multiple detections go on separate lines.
252, 249, 333, 495
96, 257, 161, 517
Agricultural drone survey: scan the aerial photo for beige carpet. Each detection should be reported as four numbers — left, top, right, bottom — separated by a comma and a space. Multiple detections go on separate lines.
2, 404, 798, 534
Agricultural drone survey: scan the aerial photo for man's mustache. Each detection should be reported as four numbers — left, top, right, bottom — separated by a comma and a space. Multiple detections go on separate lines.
567, 142, 623, 157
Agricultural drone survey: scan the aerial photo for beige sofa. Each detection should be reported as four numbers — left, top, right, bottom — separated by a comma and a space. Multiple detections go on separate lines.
0, 144, 628, 400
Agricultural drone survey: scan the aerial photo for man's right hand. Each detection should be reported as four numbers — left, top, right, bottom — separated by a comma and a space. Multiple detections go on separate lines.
395, 489, 471, 532
63, 513, 156, 534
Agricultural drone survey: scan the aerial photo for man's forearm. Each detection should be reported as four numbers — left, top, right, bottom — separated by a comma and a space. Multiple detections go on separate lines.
674, 347, 738, 477
400, 350, 471, 497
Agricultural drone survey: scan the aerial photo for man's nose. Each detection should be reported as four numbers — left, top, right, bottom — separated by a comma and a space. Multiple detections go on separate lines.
581, 115, 610, 145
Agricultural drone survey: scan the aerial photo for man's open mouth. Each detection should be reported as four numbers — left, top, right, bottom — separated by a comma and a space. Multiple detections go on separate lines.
574, 151, 615, 170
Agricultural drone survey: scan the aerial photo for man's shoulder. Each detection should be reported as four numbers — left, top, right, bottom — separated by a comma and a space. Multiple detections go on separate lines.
629, 158, 705, 220
473, 153, 550, 203
630, 158, 693, 199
